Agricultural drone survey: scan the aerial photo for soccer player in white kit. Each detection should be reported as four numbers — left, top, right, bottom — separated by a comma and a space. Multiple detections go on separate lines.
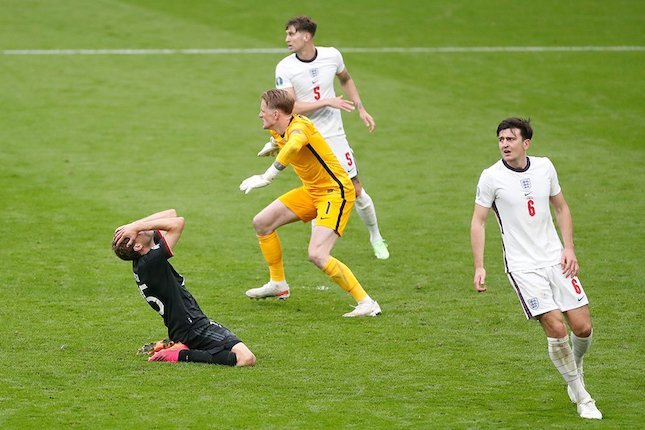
271, 16, 389, 260
470, 118, 602, 420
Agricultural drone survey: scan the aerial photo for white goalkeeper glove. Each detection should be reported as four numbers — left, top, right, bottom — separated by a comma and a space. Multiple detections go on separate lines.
257, 137, 280, 157
240, 164, 281, 194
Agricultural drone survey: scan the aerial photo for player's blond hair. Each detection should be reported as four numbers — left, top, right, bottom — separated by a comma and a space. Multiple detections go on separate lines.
261, 89, 294, 115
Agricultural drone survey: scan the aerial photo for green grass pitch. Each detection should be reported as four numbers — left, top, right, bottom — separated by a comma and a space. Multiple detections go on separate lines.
1, 1, 643, 428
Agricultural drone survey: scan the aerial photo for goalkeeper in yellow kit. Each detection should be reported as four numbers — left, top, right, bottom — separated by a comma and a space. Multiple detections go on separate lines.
239, 89, 381, 317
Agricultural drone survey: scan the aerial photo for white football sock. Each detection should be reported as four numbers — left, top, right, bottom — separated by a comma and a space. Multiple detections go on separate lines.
548, 336, 590, 401
354, 189, 383, 242
571, 330, 593, 376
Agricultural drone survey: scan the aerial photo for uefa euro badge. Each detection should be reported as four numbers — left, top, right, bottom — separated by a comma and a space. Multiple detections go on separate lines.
528, 297, 539, 310
520, 178, 532, 192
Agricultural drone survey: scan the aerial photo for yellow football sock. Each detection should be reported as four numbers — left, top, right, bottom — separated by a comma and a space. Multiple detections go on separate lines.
322, 257, 367, 302
258, 231, 285, 282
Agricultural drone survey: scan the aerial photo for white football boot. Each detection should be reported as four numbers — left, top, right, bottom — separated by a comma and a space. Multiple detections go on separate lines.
577, 398, 602, 420
245, 281, 290, 300
343, 299, 382, 317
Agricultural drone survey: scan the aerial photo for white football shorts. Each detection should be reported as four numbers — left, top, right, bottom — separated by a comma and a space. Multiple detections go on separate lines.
325, 135, 358, 179
507, 265, 589, 319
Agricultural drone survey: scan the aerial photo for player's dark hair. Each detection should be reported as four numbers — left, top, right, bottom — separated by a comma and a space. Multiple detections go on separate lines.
112, 239, 140, 261
262, 89, 295, 115
286, 16, 317, 36
497, 117, 533, 140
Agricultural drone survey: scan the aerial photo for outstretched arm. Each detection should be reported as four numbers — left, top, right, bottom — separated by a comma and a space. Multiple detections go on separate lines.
239, 161, 284, 194
470, 204, 490, 292
283, 86, 356, 115
337, 69, 376, 132
240, 129, 308, 194
550, 192, 579, 278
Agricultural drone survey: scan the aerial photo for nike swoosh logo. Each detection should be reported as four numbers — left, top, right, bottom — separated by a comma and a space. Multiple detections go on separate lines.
577, 296, 585, 302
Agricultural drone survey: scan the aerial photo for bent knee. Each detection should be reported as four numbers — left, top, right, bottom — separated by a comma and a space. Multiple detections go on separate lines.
538, 312, 568, 338
252, 214, 271, 235
251, 214, 263, 230
572, 323, 593, 338
308, 252, 327, 269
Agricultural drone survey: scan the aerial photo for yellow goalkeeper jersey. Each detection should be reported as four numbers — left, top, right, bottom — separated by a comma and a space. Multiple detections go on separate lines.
271, 115, 354, 199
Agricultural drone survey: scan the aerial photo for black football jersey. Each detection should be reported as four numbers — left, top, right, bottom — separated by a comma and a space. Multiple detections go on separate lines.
132, 231, 209, 342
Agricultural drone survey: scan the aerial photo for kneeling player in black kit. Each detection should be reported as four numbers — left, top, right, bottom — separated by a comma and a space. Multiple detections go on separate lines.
112, 209, 256, 367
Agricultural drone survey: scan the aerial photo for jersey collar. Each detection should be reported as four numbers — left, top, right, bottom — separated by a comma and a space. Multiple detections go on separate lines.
502, 157, 531, 172
295, 48, 318, 63
277, 116, 295, 138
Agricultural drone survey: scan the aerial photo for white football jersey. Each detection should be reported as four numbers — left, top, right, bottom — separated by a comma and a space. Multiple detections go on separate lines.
475, 157, 563, 272
275, 46, 346, 139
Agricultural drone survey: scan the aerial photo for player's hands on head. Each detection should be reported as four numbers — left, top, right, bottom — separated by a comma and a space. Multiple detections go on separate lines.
113, 223, 139, 247
473, 268, 487, 293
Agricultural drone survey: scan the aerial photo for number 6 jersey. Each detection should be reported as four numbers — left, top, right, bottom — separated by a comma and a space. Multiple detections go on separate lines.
475, 157, 564, 273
